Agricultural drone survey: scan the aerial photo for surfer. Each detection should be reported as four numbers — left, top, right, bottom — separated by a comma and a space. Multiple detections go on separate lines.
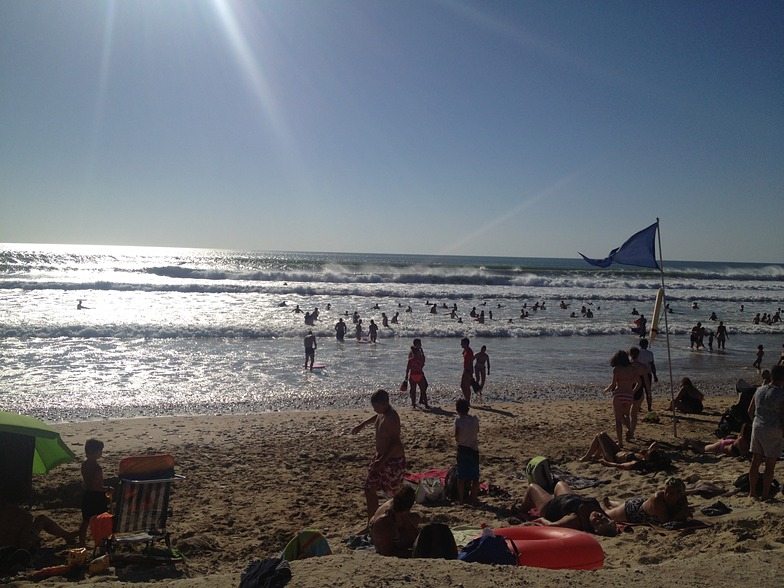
304, 330, 317, 370
633, 314, 646, 337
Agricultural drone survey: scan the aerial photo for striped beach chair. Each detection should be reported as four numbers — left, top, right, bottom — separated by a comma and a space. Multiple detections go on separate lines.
107, 454, 184, 556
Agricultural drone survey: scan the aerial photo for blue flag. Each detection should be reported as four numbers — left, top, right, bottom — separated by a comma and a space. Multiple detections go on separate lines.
579, 222, 660, 269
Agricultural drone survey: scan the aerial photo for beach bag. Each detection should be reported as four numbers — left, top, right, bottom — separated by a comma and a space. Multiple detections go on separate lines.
415, 477, 445, 504
733, 474, 780, 498
526, 456, 556, 492
444, 466, 459, 502
89, 512, 114, 547
400, 380, 408, 392
239, 557, 291, 588
457, 533, 518, 565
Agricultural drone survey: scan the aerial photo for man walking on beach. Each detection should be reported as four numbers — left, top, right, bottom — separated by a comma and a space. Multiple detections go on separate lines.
304, 330, 317, 370
460, 337, 474, 405
352, 389, 406, 521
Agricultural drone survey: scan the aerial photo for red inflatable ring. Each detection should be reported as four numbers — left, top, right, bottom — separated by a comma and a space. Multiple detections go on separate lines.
492, 526, 605, 570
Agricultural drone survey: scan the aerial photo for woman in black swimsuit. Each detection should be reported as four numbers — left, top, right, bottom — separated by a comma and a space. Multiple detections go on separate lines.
511, 481, 617, 537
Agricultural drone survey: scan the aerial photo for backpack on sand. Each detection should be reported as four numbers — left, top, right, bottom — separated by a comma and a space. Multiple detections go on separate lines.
457, 533, 518, 565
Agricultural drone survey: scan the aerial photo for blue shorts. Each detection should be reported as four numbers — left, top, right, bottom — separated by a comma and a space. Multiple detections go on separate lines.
456, 445, 479, 481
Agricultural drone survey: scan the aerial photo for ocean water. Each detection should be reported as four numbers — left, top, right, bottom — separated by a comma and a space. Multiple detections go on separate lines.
1, 244, 782, 422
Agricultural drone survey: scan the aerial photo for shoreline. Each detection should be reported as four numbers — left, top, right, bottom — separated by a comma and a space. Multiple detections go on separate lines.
32, 371, 772, 425
11, 391, 784, 587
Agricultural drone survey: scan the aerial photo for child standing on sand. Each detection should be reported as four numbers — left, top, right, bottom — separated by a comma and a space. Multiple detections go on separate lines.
454, 398, 480, 506
78, 439, 111, 547
753, 345, 764, 371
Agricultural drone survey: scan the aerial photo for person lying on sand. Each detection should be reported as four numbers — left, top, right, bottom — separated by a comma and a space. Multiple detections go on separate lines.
683, 423, 751, 458
579, 431, 668, 471
510, 481, 617, 537
369, 486, 422, 558
603, 477, 692, 525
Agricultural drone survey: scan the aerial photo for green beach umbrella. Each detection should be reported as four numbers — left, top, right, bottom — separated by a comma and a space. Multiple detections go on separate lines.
0, 411, 76, 474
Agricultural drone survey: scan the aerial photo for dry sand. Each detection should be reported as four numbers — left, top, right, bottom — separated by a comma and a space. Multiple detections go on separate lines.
6, 386, 784, 587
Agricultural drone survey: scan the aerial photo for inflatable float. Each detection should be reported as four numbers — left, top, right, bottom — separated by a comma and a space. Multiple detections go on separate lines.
492, 526, 605, 570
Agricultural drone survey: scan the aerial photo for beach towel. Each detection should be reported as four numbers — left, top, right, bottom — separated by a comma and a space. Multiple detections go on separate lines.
657, 519, 713, 532
684, 480, 728, 498
404, 469, 506, 501
449, 526, 484, 550
550, 466, 609, 490
341, 534, 374, 552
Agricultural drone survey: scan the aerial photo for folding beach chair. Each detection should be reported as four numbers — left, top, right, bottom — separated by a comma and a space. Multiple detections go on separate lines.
106, 454, 185, 557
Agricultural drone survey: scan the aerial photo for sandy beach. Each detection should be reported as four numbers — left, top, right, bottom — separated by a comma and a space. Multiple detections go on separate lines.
6, 382, 784, 587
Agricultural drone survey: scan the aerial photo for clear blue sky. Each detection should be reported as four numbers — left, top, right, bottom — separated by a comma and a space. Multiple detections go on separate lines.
1, 1, 782, 262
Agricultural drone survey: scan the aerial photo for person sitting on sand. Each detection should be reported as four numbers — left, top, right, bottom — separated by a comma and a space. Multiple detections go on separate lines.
579, 431, 668, 471
603, 477, 692, 525
0, 487, 78, 554
511, 481, 617, 537
683, 423, 751, 458
369, 485, 421, 558
668, 377, 704, 414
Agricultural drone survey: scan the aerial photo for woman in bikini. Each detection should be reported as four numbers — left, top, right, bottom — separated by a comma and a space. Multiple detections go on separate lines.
684, 423, 751, 458
406, 346, 429, 409
605, 350, 641, 447
604, 477, 691, 526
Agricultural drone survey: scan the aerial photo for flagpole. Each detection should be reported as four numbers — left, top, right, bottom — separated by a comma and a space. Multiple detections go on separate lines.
655, 217, 677, 437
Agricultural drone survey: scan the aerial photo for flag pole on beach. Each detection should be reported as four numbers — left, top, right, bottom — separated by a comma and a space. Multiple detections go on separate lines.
653, 218, 677, 437
579, 219, 678, 437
